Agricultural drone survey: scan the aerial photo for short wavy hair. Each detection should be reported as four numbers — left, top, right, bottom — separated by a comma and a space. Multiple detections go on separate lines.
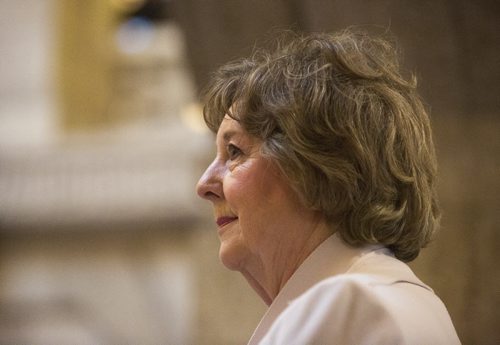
202, 29, 440, 262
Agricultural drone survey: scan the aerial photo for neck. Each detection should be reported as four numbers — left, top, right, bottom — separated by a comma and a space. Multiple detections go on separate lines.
241, 219, 333, 306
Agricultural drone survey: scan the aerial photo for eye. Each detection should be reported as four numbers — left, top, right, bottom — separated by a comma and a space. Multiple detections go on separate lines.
227, 143, 242, 160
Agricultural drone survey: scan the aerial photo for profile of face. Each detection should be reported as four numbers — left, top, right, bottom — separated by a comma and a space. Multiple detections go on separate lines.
196, 116, 323, 294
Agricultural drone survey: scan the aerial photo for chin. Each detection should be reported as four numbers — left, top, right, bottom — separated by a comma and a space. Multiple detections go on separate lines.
218, 240, 248, 271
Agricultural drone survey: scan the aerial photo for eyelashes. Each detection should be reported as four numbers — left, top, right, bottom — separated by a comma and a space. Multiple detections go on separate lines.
227, 143, 243, 160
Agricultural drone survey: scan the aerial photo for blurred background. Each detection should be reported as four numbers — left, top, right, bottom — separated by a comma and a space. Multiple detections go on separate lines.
0, 0, 498, 344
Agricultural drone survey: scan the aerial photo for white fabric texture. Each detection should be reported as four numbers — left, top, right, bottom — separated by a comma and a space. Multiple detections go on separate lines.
248, 233, 460, 345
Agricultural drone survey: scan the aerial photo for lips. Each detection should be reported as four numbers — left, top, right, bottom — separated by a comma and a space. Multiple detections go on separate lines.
216, 216, 238, 227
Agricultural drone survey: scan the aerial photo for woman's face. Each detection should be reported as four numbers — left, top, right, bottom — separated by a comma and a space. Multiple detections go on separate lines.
196, 116, 310, 273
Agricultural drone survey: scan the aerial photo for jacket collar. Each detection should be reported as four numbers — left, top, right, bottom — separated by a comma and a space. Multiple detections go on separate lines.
248, 233, 429, 344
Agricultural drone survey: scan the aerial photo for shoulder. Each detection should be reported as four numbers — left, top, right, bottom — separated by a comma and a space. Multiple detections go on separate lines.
260, 274, 405, 345
260, 274, 460, 345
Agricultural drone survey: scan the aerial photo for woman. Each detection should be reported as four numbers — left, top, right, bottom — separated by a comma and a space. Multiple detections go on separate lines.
196, 29, 460, 344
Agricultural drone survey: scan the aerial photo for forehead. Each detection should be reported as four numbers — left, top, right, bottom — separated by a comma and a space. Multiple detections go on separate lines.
216, 116, 244, 141
215, 115, 262, 149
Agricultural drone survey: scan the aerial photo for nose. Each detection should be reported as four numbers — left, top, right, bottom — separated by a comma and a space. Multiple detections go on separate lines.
196, 159, 224, 202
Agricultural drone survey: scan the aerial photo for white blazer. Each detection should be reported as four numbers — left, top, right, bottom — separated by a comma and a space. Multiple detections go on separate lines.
248, 234, 460, 345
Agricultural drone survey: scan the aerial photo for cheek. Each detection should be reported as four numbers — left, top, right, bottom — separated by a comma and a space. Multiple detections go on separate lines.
223, 160, 272, 209
224, 159, 290, 234
223, 171, 259, 212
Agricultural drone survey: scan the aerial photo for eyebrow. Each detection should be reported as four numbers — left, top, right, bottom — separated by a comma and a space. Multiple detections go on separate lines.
222, 130, 237, 143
